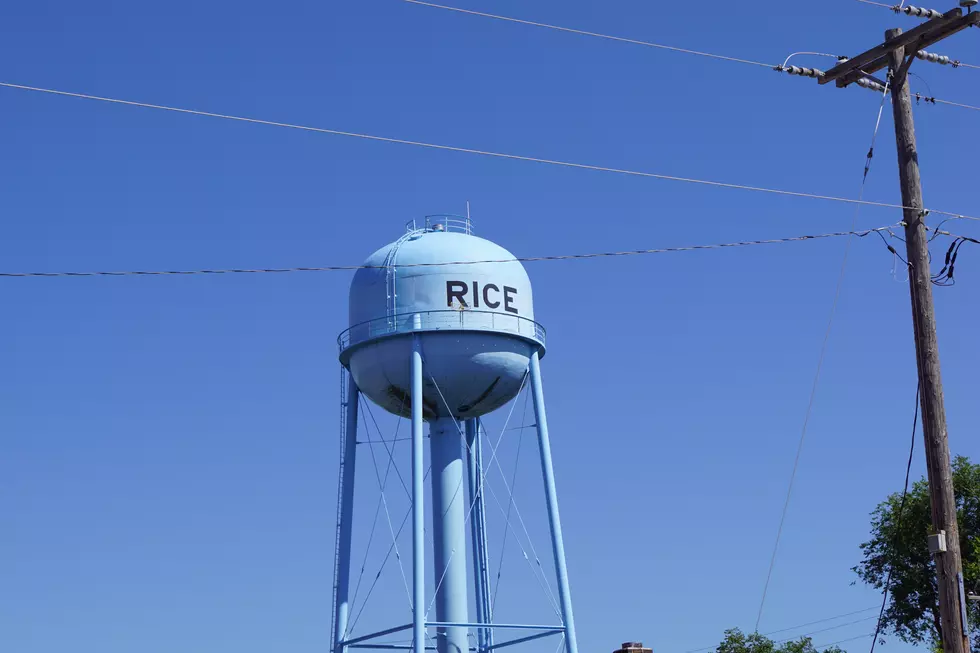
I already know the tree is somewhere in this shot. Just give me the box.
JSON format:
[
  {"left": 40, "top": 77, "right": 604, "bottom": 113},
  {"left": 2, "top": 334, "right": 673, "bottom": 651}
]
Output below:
[
  {"left": 715, "top": 628, "right": 846, "bottom": 653},
  {"left": 853, "top": 455, "right": 980, "bottom": 649}
]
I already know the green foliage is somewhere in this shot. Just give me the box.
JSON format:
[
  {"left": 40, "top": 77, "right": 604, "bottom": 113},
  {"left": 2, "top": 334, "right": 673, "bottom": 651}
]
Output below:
[
  {"left": 715, "top": 628, "right": 845, "bottom": 653},
  {"left": 853, "top": 456, "right": 980, "bottom": 649}
]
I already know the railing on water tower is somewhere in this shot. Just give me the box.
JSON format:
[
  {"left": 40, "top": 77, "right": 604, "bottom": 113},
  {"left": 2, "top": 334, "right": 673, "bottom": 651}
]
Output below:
[
  {"left": 405, "top": 214, "right": 473, "bottom": 235},
  {"left": 338, "top": 309, "right": 546, "bottom": 355}
]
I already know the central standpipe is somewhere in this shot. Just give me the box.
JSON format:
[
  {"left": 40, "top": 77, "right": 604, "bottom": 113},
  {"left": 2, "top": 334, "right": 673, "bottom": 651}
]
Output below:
[
  {"left": 430, "top": 418, "right": 469, "bottom": 653},
  {"left": 411, "top": 338, "right": 425, "bottom": 653}
]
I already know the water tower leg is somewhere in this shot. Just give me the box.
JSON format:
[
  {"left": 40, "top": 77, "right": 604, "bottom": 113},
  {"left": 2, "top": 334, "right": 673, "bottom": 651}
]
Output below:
[
  {"left": 333, "top": 373, "right": 360, "bottom": 653},
  {"left": 411, "top": 336, "right": 426, "bottom": 653},
  {"left": 475, "top": 422, "right": 494, "bottom": 652},
  {"left": 465, "top": 419, "right": 493, "bottom": 653},
  {"left": 430, "top": 417, "right": 469, "bottom": 653},
  {"left": 528, "top": 352, "right": 579, "bottom": 653}
]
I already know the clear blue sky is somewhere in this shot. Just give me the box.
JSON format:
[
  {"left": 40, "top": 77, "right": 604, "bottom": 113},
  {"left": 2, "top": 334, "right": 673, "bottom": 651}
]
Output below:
[{"left": 2, "top": 1, "right": 979, "bottom": 653}]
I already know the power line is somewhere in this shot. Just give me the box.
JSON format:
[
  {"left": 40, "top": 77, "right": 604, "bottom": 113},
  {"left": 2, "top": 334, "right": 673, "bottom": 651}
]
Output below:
[
  {"left": 683, "top": 606, "right": 881, "bottom": 653},
  {"left": 782, "top": 52, "right": 844, "bottom": 68},
  {"left": 410, "top": 0, "right": 980, "bottom": 73},
  {"left": 868, "top": 381, "right": 919, "bottom": 653},
  {"left": 765, "top": 607, "right": 881, "bottom": 637},
  {"left": 2, "top": 82, "right": 978, "bottom": 221},
  {"left": 915, "top": 51, "right": 980, "bottom": 71},
  {"left": 401, "top": 0, "right": 776, "bottom": 68},
  {"left": 912, "top": 92, "right": 980, "bottom": 112},
  {"left": 773, "top": 616, "right": 881, "bottom": 645},
  {"left": 932, "top": 97, "right": 980, "bottom": 112},
  {"left": 817, "top": 632, "right": 876, "bottom": 650},
  {"left": 0, "top": 226, "right": 898, "bottom": 279},
  {"left": 404, "top": 2, "right": 980, "bottom": 102},
  {"left": 755, "top": 80, "right": 892, "bottom": 633}
]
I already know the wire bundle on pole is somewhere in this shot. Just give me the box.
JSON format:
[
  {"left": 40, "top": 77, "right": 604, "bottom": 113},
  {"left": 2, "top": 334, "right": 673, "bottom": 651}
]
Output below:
[{"left": 931, "top": 235, "right": 979, "bottom": 286}]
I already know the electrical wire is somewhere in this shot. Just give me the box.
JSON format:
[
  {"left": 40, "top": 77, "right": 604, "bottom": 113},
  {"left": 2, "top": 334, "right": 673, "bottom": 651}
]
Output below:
[
  {"left": 909, "top": 73, "right": 933, "bottom": 100},
  {"left": 773, "top": 616, "right": 881, "bottom": 645},
  {"left": 407, "top": 2, "right": 980, "bottom": 80},
  {"left": 0, "top": 226, "right": 899, "bottom": 278},
  {"left": 683, "top": 607, "right": 881, "bottom": 653},
  {"left": 764, "top": 607, "right": 881, "bottom": 637},
  {"left": 2, "top": 81, "right": 978, "bottom": 221},
  {"left": 754, "top": 78, "right": 891, "bottom": 633},
  {"left": 401, "top": 0, "right": 776, "bottom": 68},
  {"left": 819, "top": 633, "right": 876, "bottom": 650},
  {"left": 781, "top": 52, "right": 843, "bottom": 68},
  {"left": 872, "top": 227, "right": 910, "bottom": 268},
  {"left": 868, "top": 381, "right": 919, "bottom": 653},
  {"left": 932, "top": 97, "right": 980, "bottom": 112},
  {"left": 931, "top": 234, "right": 979, "bottom": 286}
]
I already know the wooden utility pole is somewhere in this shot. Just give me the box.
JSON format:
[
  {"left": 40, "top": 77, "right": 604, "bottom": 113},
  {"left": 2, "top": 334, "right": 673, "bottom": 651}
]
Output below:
[
  {"left": 887, "top": 27, "right": 970, "bottom": 653},
  {"left": 818, "top": 10, "right": 980, "bottom": 653}
]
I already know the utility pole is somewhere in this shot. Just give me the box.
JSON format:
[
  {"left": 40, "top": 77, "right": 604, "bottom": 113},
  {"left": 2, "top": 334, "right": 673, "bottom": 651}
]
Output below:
[
  {"left": 887, "top": 27, "right": 970, "bottom": 653},
  {"left": 818, "top": 7, "right": 980, "bottom": 653}
]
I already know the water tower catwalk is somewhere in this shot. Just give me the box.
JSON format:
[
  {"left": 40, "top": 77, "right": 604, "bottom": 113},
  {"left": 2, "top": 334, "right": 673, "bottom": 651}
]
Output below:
[{"left": 331, "top": 216, "right": 578, "bottom": 653}]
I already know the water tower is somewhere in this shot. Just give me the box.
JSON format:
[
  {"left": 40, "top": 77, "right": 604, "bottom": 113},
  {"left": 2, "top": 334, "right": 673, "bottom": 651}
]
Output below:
[{"left": 331, "top": 216, "right": 578, "bottom": 653}]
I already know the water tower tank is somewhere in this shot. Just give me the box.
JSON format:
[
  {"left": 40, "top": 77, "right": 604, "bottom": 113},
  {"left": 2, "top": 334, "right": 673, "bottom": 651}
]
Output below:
[
  {"left": 332, "top": 215, "right": 579, "bottom": 653},
  {"left": 338, "top": 216, "right": 546, "bottom": 419}
]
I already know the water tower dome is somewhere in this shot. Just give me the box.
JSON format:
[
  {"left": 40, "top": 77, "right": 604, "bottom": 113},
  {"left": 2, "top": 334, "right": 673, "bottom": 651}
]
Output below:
[{"left": 338, "top": 216, "right": 546, "bottom": 420}]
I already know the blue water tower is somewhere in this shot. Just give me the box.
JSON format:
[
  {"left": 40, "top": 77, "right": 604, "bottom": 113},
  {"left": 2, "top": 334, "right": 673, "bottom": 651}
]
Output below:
[{"left": 331, "top": 216, "right": 579, "bottom": 653}]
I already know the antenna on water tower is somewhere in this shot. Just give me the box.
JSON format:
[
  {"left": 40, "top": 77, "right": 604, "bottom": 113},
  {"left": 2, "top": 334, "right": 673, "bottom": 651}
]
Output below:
[{"left": 331, "top": 217, "right": 579, "bottom": 653}]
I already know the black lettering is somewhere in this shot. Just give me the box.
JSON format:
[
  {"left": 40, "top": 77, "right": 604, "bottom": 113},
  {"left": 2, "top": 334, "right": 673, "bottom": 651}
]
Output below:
[
  {"left": 503, "top": 286, "right": 518, "bottom": 314},
  {"left": 483, "top": 283, "right": 500, "bottom": 309},
  {"left": 447, "top": 281, "right": 468, "bottom": 307},
  {"left": 473, "top": 281, "right": 480, "bottom": 308}
]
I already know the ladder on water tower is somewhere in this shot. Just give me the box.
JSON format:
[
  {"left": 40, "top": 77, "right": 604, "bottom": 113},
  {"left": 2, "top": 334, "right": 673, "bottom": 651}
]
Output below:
[{"left": 383, "top": 231, "right": 415, "bottom": 324}]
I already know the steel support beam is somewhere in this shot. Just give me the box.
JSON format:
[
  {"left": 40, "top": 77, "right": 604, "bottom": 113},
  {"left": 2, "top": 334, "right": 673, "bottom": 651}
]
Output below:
[
  {"left": 465, "top": 419, "right": 494, "bottom": 653},
  {"left": 528, "top": 352, "right": 578, "bottom": 653},
  {"left": 340, "top": 624, "right": 414, "bottom": 648},
  {"left": 333, "top": 374, "right": 361, "bottom": 653}
]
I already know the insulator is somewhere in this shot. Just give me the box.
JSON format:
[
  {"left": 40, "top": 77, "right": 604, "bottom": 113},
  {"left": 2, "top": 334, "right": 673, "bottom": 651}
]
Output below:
[
  {"left": 916, "top": 50, "right": 952, "bottom": 65},
  {"left": 901, "top": 5, "right": 944, "bottom": 19},
  {"left": 783, "top": 65, "right": 824, "bottom": 78},
  {"left": 856, "top": 77, "right": 887, "bottom": 92}
]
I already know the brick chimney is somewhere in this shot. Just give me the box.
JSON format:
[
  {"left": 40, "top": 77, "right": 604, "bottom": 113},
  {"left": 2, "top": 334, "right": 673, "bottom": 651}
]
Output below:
[{"left": 614, "top": 643, "right": 652, "bottom": 653}]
